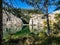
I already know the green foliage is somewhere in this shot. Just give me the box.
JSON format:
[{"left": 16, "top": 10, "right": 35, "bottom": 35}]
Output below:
[
  {"left": 2, "top": 0, "right": 60, "bottom": 45},
  {"left": 53, "top": 14, "right": 60, "bottom": 30},
  {"left": 55, "top": 0, "right": 60, "bottom": 10},
  {"left": 55, "top": 14, "right": 60, "bottom": 20}
]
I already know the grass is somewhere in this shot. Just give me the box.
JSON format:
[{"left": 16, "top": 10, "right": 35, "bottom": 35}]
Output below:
[{"left": 3, "top": 26, "right": 60, "bottom": 45}]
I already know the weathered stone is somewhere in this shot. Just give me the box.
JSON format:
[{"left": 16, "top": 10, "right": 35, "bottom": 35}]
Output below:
[
  {"left": 29, "top": 10, "right": 60, "bottom": 34},
  {"left": 2, "top": 10, "right": 23, "bottom": 37},
  {"left": 29, "top": 14, "right": 44, "bottom": 34}
]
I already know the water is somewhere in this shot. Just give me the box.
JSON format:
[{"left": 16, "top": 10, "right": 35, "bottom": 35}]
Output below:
[{"left": 3, "top": 25, "right": 30, "bottom": 39}]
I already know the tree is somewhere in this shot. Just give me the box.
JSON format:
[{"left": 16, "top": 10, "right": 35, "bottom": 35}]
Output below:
[
  {"left": 55, "top": 0, "right": 60, "bottom": 10},
  {"left": 53, "top": 14, "right": 60, "bottom": 33},
  {"left": 3, "top": 0, "right": 60, "bottom": 36},
  {"left": 20, "top": 0, "right": 60, "bottom": 36}
]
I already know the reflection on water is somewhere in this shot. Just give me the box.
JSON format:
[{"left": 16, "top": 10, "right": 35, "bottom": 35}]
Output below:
[
  {"left": 29, "top": 17, "right": 44, "bottom": 34},
  {"left": 3, "top": 24, "right": 43, "bottom": 39},
  {"left": 3, "top": 25, "right": 30, "bottom": 39},
  {"left": 3, "top": 10, "right": 23, "bottom": 39},
  {"left": 3, "top": 23, "right": 44, "bottom": 39}
]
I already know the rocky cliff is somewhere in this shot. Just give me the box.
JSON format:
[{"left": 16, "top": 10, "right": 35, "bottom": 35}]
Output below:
[{"left": 2, "top": 10, "right": 23, "bottom": 38}]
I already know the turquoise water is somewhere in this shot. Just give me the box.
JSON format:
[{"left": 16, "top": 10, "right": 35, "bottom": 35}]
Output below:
[
  {"left": 14, "top": 25, "right": 30, "bottom": 36},
  {"left": 3, "top": 25, "right": 30, "bottom": 39}
]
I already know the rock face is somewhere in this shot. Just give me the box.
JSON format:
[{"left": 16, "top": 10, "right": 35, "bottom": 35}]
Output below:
[
  {"left": 29, "top": 10, "right": 60, "bottom": 34},
  {"left": 2, "top": 10, "right": 23, "bottom": 37},
  {"left": 29, "top": 14, "right": 44, "bottom": 34}
]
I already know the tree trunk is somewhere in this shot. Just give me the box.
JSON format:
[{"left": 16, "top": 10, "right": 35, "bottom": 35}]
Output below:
[
  {"left": 0, "top": 0, "right": 2, "bottom": 45},
  {"left": 46, "top": 13, "right": 50, "bottom": 36},
  {"left": 45, "top": 1, "right": 50, "bottom": 36}
]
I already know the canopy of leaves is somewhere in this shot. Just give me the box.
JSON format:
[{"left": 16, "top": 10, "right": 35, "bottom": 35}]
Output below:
[{"left": 20, "top": 0, "right": 60, "bottom": 13}]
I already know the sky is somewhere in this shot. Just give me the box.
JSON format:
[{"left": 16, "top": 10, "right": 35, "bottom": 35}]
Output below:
[{"left": 6, "top": 0, "right": 56, "bottom": 13}]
